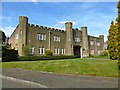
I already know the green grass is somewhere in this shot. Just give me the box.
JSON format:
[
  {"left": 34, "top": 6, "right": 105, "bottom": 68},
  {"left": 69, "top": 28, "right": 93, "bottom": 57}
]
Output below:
[{"left": 1, "top": 58, "right": 118, "bottom": 77}]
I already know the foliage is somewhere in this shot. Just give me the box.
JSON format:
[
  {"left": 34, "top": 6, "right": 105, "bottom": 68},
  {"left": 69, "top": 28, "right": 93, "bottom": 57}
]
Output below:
[
  {"left": 45, "top": 50, "right": 53, "bottom": 56},
  {"left": 18, "top": 55, "right": 79, "bottom": 61},
  {"left": 2, "top": 46, "right": 18, "bottom": 62},
  {"left": 108, "top": 1, "right": 120, "bottom": 60},
  {"left": 101, "top": 50, "right": 108, "bottom": 56},
  {"left": 108, "top": 21, "right": 118, "bottom": 60},
  {"left": 89, "top": 54, "right": 95, "bottom": 58},
  {"left": 1, "top": 58, "right": 118, "bottom": 77},
  {"left": 23, "top": 45, "right": 30, "bottom": 56},
  {"left": 117, "top": 0, "right": 120, "bottom": 60}
]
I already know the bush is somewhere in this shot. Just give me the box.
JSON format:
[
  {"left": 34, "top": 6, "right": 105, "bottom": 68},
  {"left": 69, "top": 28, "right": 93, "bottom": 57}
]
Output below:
[
  {"left": 2, "top": 46, "right": 18, "bottom": 62},
  {"left": 89, "top": 54, "right": 95, "bottom": 58},
  {"left": 23, "top": 45, "right": 30, "bottom": 56},
  {"left": 45, "top": 50, "right": 53, "bottom": 56},
  {"left": 18, "top": 55, "right": 79, "bottom": 61},
  {"left": 101, "top": 50, "right": 109, "bottom": 56}
]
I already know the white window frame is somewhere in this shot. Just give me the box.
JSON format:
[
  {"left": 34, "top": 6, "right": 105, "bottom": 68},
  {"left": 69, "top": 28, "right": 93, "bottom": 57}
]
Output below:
[
  {"left": 30, "top": 47, "right": 34, "bottom": 54},
  {"left": 38, "top": 47, "right": 45, "bottom": 54},
  {"left": 58, "top": 36, "right": 60, "bottom": 42},
  {"left": 53, "top": 35, "right": 60, "bottom": 42},
  {"left": 75, "top": 37, "right": 80, "bottom": 42},
  {"left": 54, "top": 48, "right": 59, "bottom": 55},
  {"left": 90, "top": 41, "right": 94, "bottom": 45},
  {"left": 37, "top": 34, "right": 46, "bottom": 41},
  {"left": 98, "top": 50, "right": 101, "bottom": 55},
  {"left": 43, "top": 34, "right": 46, "bottom": 40},
  {"left": 37, "top": 34, "right": 39, "bottom": 39},
  {"left": 61, "top": 48, "right": 65, "bottom": 54},
  {"left": 97, "top": 42, "right": 100, "bottom": 46},
  {"left": 38, "top": 48, "right": 42, "bottom": 54}
]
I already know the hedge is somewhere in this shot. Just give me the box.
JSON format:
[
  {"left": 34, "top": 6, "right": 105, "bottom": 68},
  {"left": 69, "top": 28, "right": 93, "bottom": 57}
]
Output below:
[
  {"left": 18, "top": 55, "right": 79, "bottom": 61},
  {"left": 2, "top": 46, "right": 18, "bottom": 62}
]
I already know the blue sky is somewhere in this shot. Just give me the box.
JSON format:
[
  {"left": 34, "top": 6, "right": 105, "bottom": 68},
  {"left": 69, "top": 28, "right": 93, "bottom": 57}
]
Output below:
[{"left": 1, "top": 2, "right": 118, "bottom": 41}]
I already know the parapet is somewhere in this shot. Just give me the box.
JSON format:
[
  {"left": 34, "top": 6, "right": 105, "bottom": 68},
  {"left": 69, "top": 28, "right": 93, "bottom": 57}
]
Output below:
[
  {"left": 65, "top": 22, "right": 73, "bottom": 25},
  {"left": 75, "top": 28, "right": 79, "bottom": 31},
  {"left": 81, "top": 26, "right": 87, "bottom": 29},
  {"left": 29, "top": 23, "right": 65, "bottom": 33},
  {"left": 99, "top": 35, "right": 104, "bottom": 38}
]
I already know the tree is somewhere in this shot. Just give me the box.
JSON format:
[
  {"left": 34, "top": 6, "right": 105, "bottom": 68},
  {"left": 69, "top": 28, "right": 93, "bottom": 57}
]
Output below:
[
  {"left": 2, "top": 46, "right": 18, "bottom": 62},
  {"left": 108, "top": 1, "right": 120, "bottom": 60},
  {"left": 108, "top": 21, "right": 118, "bottom": 60},
  {"left": 23, "top": 45, "right": 30, "bottom": 56},
  {"left": 117, "top": 0, "right": 120, "bottom": 60}
]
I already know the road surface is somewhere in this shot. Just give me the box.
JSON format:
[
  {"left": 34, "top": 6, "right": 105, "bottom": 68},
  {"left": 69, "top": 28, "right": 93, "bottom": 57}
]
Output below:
[{"left": 1, "top": 68, "right": 118, "bottom": 88}]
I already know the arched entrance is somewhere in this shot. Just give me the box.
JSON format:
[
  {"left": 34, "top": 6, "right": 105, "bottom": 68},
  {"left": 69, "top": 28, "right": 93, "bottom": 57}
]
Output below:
[{"left": 73, "top": 46, "right": 81, "bottom": 58}]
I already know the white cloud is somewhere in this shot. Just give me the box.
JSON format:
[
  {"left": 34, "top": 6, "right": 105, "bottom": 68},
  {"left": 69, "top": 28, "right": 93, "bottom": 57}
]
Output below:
[
  {"left": 31, "top": 0, "right": 37, "bottom": 2},
  {"left": 0, "top": 26, "right": 15, "bottom": 37},
  {"left": 31, "top": 0, "right": 38, "bottom": 5},
  {"left": 48, "top": 26, "right": 65, "bottom": 30},
  {"left": 2, "top": 0, "right": 118, "bottom": 2},
  {"left": 58, "top": 21, "right": 77, "bottom": 25}
]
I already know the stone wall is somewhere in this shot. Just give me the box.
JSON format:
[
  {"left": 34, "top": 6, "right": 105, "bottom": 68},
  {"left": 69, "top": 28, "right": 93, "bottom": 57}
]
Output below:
[{"left": 8, "top": 16, "right": 104, "bottom": 57}]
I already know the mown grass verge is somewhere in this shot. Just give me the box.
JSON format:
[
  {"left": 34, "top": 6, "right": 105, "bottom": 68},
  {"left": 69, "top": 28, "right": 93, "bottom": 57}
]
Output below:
[{"left": 1, "top": 58, "right": 118, "bottom": 77}]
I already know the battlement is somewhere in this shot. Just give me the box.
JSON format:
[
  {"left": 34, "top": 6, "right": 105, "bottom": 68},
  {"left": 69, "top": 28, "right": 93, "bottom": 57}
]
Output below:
[
  {"left": 65, "top": 22, "right": 72, "bottom": 25},
  {"left": 74, "top": 28, "right": 79, "bottom": 31},
  {"left": 29, "top": 23, "right": 65, "bottom": 33},
  {"left": 81, "top": 26, "right": 87, "bottom": 28}
]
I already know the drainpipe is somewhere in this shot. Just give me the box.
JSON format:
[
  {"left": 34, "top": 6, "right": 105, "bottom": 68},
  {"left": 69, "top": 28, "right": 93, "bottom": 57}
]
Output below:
[{"left": 48, "top": 30, "right": 51, "bottom": 50}]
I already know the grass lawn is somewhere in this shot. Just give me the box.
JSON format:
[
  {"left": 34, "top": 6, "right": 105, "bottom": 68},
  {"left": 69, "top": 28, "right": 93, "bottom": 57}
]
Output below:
[{"left": 1, "top": 58, "right": 118, "bottom": 77}]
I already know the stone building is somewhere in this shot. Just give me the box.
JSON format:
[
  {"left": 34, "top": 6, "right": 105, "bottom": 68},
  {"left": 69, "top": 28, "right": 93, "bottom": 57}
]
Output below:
[{"left": 8, "top": 16, "right": 104, "bottom": 58}]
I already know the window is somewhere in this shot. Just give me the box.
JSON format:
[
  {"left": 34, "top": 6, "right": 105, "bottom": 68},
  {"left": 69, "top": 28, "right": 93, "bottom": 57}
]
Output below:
[
  {"left": 58, "top": 36, "right": 60, "bottom": 42},
  {"left": 90, "top": 41, "right": 94, "bottom": 45},
  {"left": 54, "top": 48, "right": 59, "bottom": 54},
  {"left": 91, "top": 49, "right": 94, "bottom": 55},
  {"left": 98, "top": 50, "right": 101, "bottom": 55},
  {"left": 97, "top": 42, "right": 100, "bottom": 46},
  {"left": 43, "top": 34, "right": 46, "bottom": 40},
  {"left": 38, "top": 47, "right": 45, "bottom": 54},
  {"left": 53, "top": 35, "right": 60, "bottom": 42},
  {"left": 37, "top": 34, "right": 46, "bottom": 41},
  {"left": 75, "top": 37, "right": 80, "bottom": 42},
  {"left": 37, "top": 34, "right": 39, "bottom": 39},
  {"left": 61, "top": 48, "right": 65, "bottom": 54},
  {"left": 15, "top": 34, "right": 19, "bottom": 39},
  {"left": 30, "top": 47, "right": 34, "bottom": 54}
]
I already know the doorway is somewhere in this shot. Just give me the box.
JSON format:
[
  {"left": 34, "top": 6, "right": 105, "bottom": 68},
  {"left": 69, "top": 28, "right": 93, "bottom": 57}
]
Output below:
[{"left": 73, "top": 46, "right": 81, "bottom": 57}]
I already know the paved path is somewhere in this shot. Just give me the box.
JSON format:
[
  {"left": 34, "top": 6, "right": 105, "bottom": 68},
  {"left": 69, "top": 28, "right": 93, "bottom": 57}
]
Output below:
[
  {"left": 2, "top": 78, "right": 46, "bottom": 88},
  {"left": 1, "top": 68, "right": 118, "bottom": 88}
]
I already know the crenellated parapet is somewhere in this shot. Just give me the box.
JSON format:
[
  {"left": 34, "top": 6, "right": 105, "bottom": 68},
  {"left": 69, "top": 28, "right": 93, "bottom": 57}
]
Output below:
[{"left": 29, "top": 23, "right": 65, "bottom": 33}]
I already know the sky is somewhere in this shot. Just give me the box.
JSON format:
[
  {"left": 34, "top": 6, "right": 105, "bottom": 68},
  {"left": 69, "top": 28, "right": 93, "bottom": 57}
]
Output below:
[{"left": 0, "top": 1, "right": 118, "bottom": 41}]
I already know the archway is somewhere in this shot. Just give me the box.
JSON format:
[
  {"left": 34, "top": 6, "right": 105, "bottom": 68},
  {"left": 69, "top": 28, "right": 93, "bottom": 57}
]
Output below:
[{"left": 73, "top": 46, "right": 81, "bottom": 57}]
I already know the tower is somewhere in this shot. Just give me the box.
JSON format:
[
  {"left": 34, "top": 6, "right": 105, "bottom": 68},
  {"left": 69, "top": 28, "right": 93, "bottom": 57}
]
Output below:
[
  {"left": 18, "top": 16, "right": 28, "bottom": 56},
  {"left": 81, "top": 26, "right": 89, "bottom": 57},
  {"left": 65, "top": 22, "right": 74, "bottom": 55},
  {"left": 99, "top": 35, "right": 104, "bottom": 50}
]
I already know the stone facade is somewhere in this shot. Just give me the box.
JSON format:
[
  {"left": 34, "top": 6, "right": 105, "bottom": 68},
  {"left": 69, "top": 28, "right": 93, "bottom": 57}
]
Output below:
[{"left": 8, "top": 16, "right": 104, "bottom": 58}]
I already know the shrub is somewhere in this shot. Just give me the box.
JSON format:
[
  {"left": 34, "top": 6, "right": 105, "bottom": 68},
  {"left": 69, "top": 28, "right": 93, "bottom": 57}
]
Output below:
[
  {"left": 18, "top": 55, "right": 79, "bottom": 61},
  {"left": 2, "top": 46, "right": 18, "bottom": 62},
  {"left": 23, "top": 45, "right": 30, "bottom": 56},
  {"left": 101, "top": 50, "right": 109, "bottom": 56},
  {"left": 89, "top": 54, "right": 95, "bottom": 58},
  {"left": 45, "top": 50, "right": 53, "bottom": 56}
]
